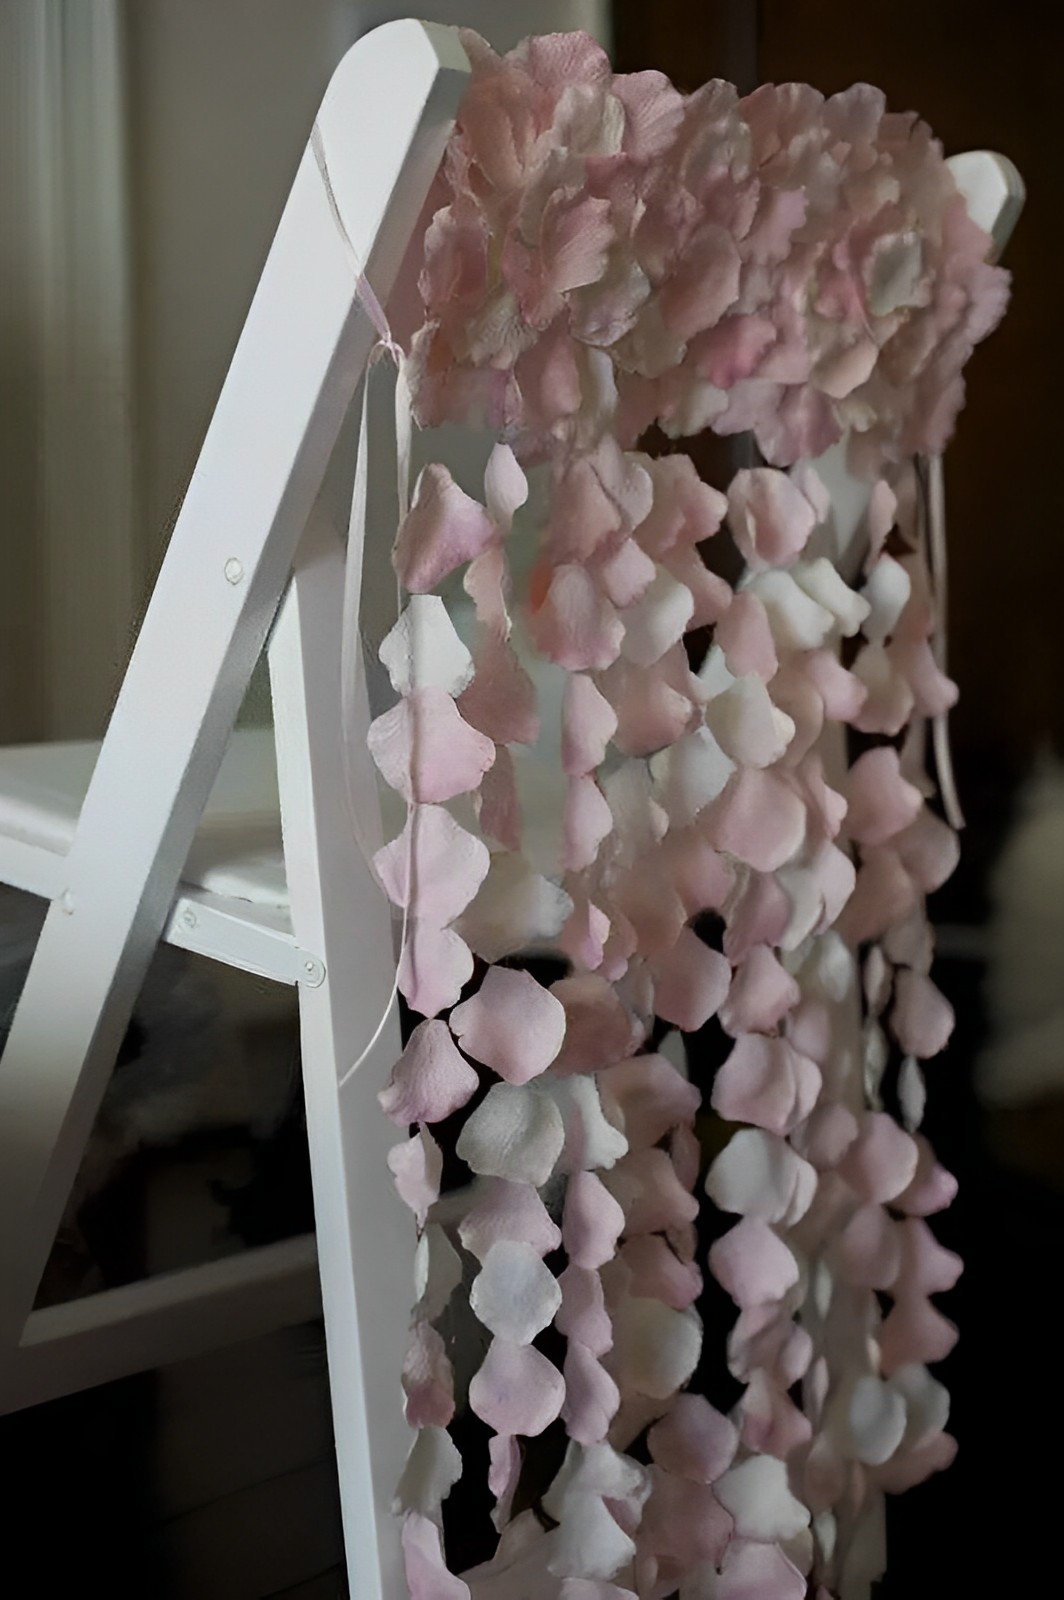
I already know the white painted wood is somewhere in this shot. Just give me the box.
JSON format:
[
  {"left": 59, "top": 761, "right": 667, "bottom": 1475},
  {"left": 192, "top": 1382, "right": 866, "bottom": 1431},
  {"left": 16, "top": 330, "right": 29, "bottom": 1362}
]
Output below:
[
  {"left": 0, "top": 18, "right": 469, "bottom": 1371},
  {"left": 268, "top": 507, "right": 410, "bottom": 1600},
  {"left": 0, "top": 1234, "right": 320, "bottom": 1413}
]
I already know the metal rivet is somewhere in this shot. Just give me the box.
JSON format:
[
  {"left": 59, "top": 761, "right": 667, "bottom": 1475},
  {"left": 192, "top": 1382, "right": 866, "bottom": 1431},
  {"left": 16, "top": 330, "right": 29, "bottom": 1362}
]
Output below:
[
  {"left": 224, "top": 557, "right": 244, "bottom": 585},
  {"left": 59, "top": 889, "right": 75, "bottom": 915},
  {"left": 182, "top": 908, "right": 197, "bottom": 930}
]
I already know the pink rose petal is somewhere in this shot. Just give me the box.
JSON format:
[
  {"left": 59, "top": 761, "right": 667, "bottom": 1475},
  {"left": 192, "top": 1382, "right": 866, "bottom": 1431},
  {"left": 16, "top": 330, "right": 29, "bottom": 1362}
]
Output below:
[
  {"left": 458, "top": 1177, "right": 563, "bottom": 1263},
  {"left": 839, "top": 1112, "right": 919, "bottom": 1204},
  {"left": 845, "top": 747, "right": 924, "bottom": 846},
  {"left": 720, "top": 945, "right": 801, "bottom": 1036},
  {"left": 398, "top": 921, "right": 474, "bottom": 1019},
  {"left": 458, "top": 635, "right": 540, "bottom": 745},
  {"left": 716, "top": 591, "right": 779, "bottom": 680},
  {"left": 450, "top": 966, "right": 566, "bottom": 1084},
  {"left": 368, "top": 688, "right": 496, "bottom": 804},
  {"left": 562, "top": 1342, "right": 622, "bottom": 1445},
  {"left": 379, "top": 1024, "right": 480, "bottom": 1126},
  {"left": 709, "top": 1217, "right": 800, "bottom": 1307},
  {"left": 619, "top": 1234, "right": 702, "bottom": 1309},
  {"left": 647, "top": 1393, "right": 738, "bottom": 1483},
  {"left": 598, "top": 1052, "right": 700, "bottom": 1149},
  {"left": 550, "top": 975, "right": 642, "bottom": 1076},
  {"left": 529, "top": 564, "right": 625, "bottom": 671},
  {"left": 707, "top": 767, "right": 806, "bottom": 872},
  {"left": 556, "top": 1267, "right": 613, "bottom": 1361},
  {"left": 563, "top": 673, "right": 619, "bottom": 775},
  {"left": 403, "top": 1319, "right": 454, "bottom": 1428},
  {"left": 388, "top": 1127, "right": 443, "bottom": 1227},
  {"left": 718, "top": 1537, "right": 806, "bottom": 1600},
  {"left": 891, "top": 970, "right": 955, "bottom": 1059},
  {"left": 469, "top": 1338, "right": 565, "bottom": 1438},
  {"left": 712, "top": 1034, "right": 822, "bottom": 1136},
  {"left": 727, "top": 467, "right": 817, "bottom": 570},
  {"left": 564, "top": 1170, "right": 626, "bottom": 1270},
  {"left": 564, "top": 776, "right": 615, "bottom": 871},
  {"left": 651, "top": 928, "right": 731, "bottom": 1032},
  {"left": 402, "top": 1512, "right": 471, "bottom": 1600},
  {"left": 374, "top": 805, "right": 490, "bottom": 925},
  {"left": 393, "top": 462, "right": 497, "bottom": 592}
]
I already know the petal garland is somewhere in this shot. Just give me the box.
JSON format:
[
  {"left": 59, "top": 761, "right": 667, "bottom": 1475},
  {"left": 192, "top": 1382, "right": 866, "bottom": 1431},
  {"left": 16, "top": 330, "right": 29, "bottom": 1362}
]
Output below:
[{"left": 366, "top": 28, "right": 1007, "bottom": 1600}]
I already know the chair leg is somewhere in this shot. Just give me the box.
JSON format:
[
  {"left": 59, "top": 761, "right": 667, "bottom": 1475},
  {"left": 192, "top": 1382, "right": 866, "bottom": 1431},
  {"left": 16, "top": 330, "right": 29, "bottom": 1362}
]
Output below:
[{"left": 269, "top": 514, "right": 412, "bottom": 1600}]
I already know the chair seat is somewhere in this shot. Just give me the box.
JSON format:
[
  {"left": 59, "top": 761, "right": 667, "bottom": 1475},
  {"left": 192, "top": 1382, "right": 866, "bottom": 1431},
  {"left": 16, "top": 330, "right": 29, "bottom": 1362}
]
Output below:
[{"left": 0, "top": 728, "right": 288, "bottom": 909}]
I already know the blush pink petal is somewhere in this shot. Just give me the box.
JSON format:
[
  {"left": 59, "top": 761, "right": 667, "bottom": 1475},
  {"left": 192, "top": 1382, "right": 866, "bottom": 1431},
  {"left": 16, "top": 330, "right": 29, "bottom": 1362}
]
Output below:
[
  {"left": 379, "top": 1024, "right": 480, "bottom": 1126},
  {"left": 464, "top": 547, "right": 512, "bottom": 636},
  {"left": 720, "top": 945, "right": 801, "bottom": 1036},
  {"left": 450, "top": 966, "right": 566, "bottom": 1083},
  {"left": 529, "top": 564, "right": 625, "bottom": 671},
  {"left": 709, "top": 1217, "right": 800, "bottom": 1307},
  {"left": 614, "top": 68, "right": 686, "bottom": 157},
  {"left": 834, "top": 1202, "right": 902, "bottom": 1289},
  {"left": 403, "top": 1319, "right": 454, "bottom": 1428},
  {"left": 715, "top": 591, "right": 779, "bottom": 680},
  {"left": 564, "top": 1170, "right": 626, "bottom": 1269},
  {"left": 711, "top": 1034, "right": 822, "bottom": 1137},
  {"left": 663, "top": 546, "right": 733, "bottom": 628},
  {"left": 550, "top": 975, "right": 642, "bottom": 1075},
  {"left": 804, "top": 648, "right": 869, "bottom": 721},
  {"left": 374, "top": 805, "right": 490, "bottom": 925},
  {"left": 458, "top": 636, "right": 540, "bottom": 745},
  {"left": 562, "top": 1342, "right": 622, "bottom": 1445},
  {"left": 895, "top": 1217, "right": 963, "bottom": 1294},
  {"left": 639, "top": 1471, "right": 733, "bottom": 1567},
  {"left": 894, "top": 809, "right": 959, "bottom": 894},
  {"left": 393, "top": 462, "right": 497, "bottom": 592},
  {"left": 476, "top": 746, "right": 522, "bottom": 851},
  {"left": 791, "top": 1102, "right": 859, "bottom": 1169},
  {"left": 651, "top": 928, "right": 731, "bottom": 1032},
  {"left": 484, "top": 441, "right": 528, "bottom": 530},
  {"left": 874, "top": 1431, "right": 958, "bottom": 1494},
  {"left": 458, "top": 1177, "right": 563, "bottom": 1263},
  {"left": 664, "top": 828, "right": 736, "bottom": 916},
  {"left": 839, "top": 1112, "right": 919, "bottom": 1204},
  {"left": 469, "top": 1338, "right": 565, "bottom": 1438},
  {"left": 597, "top": 649, "right": 700, "bottom": 757},
  {"left": 388, "top": 1127, "right": 443, "bottom": 1227},
  {"left": 617, "top": 1147, "right": 700, "bottom": 1235},
  {"left": 879, "top": 1294, "right": 959, "bottom": 1375},
  {"left": 707, "top": 768, "right": 806, "bottom": 872},
  {"left": 636, "top": 454, "right": 727, "bottom": 557},
  {"left": 563, "top": 673, "right": 619, "bottom": 775},
  {"left": 740, "top": 1371, "right": 813, "bottom": 1458},
  {"left": 724, "top": 871, "right": 793, "bottom": 963},
  {"left": 368, "top": 688, "right": 496, "bottom": 804},
  {"left": 706, "top": 1128, "right": 816, "bottom": 1226},
  {"left": 559, "top": 892, "right": 611, "bottom": 972},
  {"left": 727, "top": 466, "right": 818, "bottom": 570},
  {"left": 647, "top": 1393, "right": 738, "bottom": 1483},
  {"left": 718, "top": 1538, "right": 807, "bottom": 1600},
  {"left": 596, "top": 538, "right": 657, "bottom": 608},
  {"left": 894, "top": 1136, "right": 958, "bottom": 1216},
  {"left": 557, "top": 1265, "right": 614, "bottom": 1357},
  {"left": 891, "top": 970, "right": 955, "bottom": 1059},
  {"left": 564, "top": 776, "right": 615, "bottom": 871},
  {"left": 619, "top": 567, "right": 695, "bottom": 666},
  {"left": 398, "top": 921, "right": 474, "bottom": 1019},
  {"left": 889, "top": 637, "right": 958, "bottom": 717},
  {"left": 597, "top": 1052, "right": 700, "bottom": 1148},
  {"left": 402, "top": 1512, "right": 471, "bottom": 1600},
  {"left": 620, "top": 1234, "right": 702, "bottom": 1309},
  {"left": 845, "top": 747, "right": 924, "bottom": 846}
]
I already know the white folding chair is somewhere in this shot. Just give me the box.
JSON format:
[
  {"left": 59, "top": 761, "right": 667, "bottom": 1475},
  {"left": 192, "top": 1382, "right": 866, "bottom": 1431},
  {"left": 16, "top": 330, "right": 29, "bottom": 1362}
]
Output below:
[{"left": 0, "top": 21, "right": 468, "bottom": 1597}]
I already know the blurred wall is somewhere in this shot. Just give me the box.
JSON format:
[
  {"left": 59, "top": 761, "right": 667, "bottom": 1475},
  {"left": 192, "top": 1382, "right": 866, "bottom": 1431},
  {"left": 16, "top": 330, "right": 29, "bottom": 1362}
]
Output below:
[{"left": 0, "top": 0, "right": 607, "bottom": 743}]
